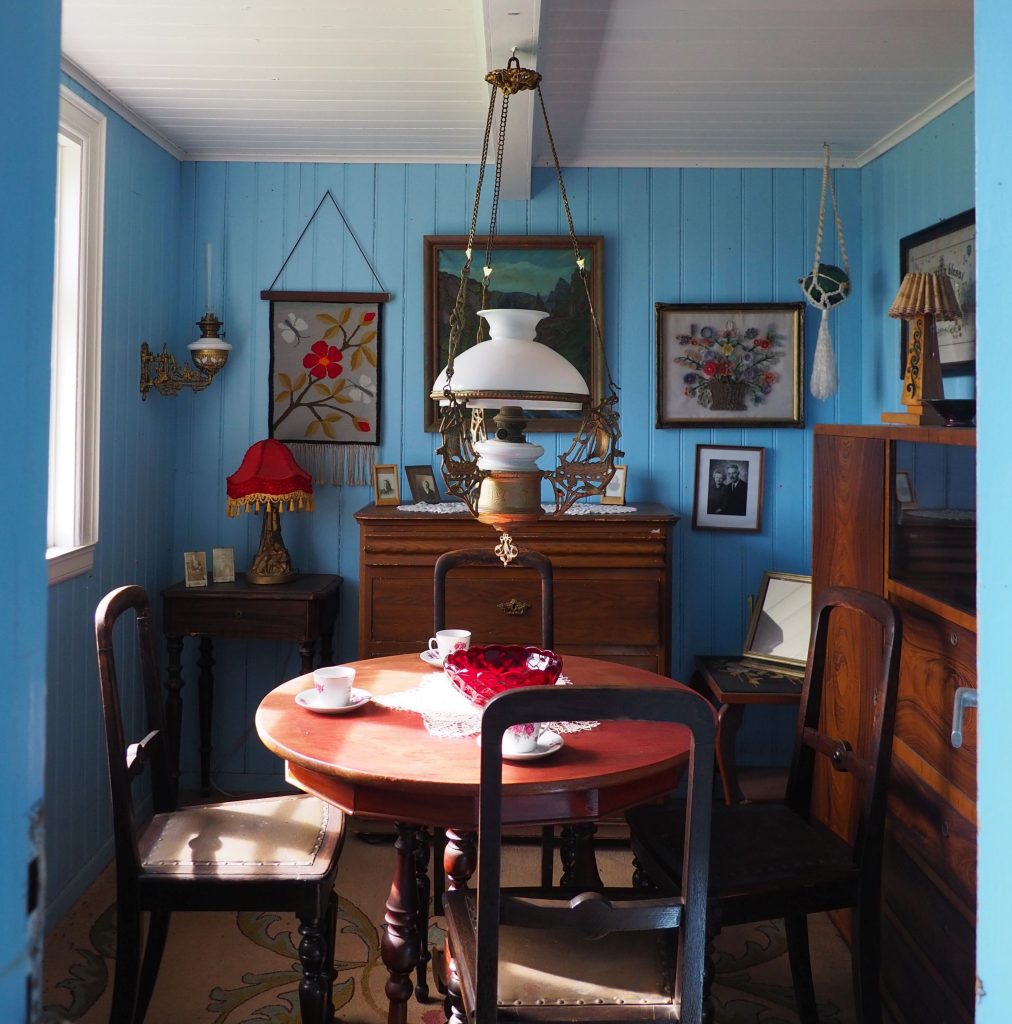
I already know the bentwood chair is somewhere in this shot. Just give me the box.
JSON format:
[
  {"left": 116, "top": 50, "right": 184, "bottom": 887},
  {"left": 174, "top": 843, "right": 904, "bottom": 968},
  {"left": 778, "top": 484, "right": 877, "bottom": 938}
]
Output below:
[
  {"left": 95, "top": 585, "right": 346, "bottom": 1024},
  {"left": 628, "top": 586, "right": 902, "bottom": 1024},
  {"left": 443, "top": 684, "right": 716, "bottom": 1024}
]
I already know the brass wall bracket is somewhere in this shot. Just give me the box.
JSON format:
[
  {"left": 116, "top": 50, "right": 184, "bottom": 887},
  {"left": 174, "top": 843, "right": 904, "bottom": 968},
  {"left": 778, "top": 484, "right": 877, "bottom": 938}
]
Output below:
[{"left": 139, "top": 313, "right": 230, "bottom": 400}]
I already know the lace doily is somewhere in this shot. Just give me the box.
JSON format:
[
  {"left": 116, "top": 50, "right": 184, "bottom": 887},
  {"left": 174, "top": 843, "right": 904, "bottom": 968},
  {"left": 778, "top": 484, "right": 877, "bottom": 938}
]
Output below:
[
  {"left": 373, "top": 673, "right": 598, "bottom": 738},
  {"left": 396, "top": 502, "right": 637, "bottom": 515}
]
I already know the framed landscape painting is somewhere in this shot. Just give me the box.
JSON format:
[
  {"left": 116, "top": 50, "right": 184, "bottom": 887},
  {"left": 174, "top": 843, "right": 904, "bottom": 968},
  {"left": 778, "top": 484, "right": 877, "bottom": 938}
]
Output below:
[
  {"left": 424, "top": 235, "right": 604, "bottom": 432},
  {"left": 656, "top": 303, "right": 804, "bottom": 427}
]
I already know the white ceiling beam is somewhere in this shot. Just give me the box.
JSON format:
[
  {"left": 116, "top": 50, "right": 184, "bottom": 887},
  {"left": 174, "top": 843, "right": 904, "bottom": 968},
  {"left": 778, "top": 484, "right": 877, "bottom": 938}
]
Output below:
[{"left": 481, "top": 0, "right": 541, "bottom": 200}]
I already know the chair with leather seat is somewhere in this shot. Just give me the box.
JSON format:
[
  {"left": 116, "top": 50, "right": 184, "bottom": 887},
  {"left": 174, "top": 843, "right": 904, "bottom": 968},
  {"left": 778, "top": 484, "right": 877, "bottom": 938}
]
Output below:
[
  {"left": 627, "top": 586, "right": 902, "bottom": 1024},
  {"left": 442, "top": 683, "right": 716, "bottom": 1024},
  {"left": 95, "top": 585, "right": 346, "bottom": 1024}
]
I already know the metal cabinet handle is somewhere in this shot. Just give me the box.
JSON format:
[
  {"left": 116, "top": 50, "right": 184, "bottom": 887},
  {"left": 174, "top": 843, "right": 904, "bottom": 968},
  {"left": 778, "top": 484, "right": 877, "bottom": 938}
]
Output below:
[
  {"left": 497, "top": 598, "right": 531, "bottom": 617},
  {"left": 951, "top": 686, "right": 978, "bottom": 748}
]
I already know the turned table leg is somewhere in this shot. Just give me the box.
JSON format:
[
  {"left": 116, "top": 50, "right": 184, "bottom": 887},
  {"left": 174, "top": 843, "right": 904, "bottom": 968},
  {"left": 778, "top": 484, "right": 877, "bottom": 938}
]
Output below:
[
  {"left": 716, "top": 703, "right": 746, "bottom": 805},
  {"left": 559, "top": 823, "right": 604, "bottom": 890},
  {"left": 197, "top": 637, "right": 215, "bottom": 795},
  {"left": 382, "top": 823, "right": 420, "bottom": 1024},
  {"left": 164, "top": 635, "right": 184, "bottom": 800}
]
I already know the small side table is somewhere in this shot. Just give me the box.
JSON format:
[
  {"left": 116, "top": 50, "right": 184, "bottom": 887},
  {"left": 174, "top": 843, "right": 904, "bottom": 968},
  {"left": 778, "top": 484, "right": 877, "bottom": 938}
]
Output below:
[
  {"left": 162, "top": 573, "right": 342, "bottom": 793},
  {"left": 690, "top": 655, "right": 803, "bottom": 805}
]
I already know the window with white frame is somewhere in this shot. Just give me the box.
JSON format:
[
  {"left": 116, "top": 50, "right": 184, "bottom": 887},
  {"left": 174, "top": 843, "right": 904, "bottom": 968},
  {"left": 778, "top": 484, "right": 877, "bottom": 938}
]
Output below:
[{"left": 47, "top": 88, "right": 105, "bottom": 584}]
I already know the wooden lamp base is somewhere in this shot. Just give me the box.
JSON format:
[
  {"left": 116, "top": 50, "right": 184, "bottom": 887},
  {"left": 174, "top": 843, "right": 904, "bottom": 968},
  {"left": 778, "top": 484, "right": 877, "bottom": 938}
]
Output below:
[{"left": 881, "top": 313, "right": 944, "bottom": 425}]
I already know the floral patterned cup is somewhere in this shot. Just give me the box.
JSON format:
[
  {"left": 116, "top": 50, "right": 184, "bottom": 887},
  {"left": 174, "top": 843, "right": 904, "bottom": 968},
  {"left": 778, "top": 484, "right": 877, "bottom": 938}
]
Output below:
[{"left": 502, "top": 722, "right": 543, "bottom": 755}]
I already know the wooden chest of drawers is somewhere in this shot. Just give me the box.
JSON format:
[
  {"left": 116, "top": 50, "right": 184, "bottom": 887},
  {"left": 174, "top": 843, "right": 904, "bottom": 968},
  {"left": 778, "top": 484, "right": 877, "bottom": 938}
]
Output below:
[{"left": 355, "top": 503, "right": 677, "bottom": 673}]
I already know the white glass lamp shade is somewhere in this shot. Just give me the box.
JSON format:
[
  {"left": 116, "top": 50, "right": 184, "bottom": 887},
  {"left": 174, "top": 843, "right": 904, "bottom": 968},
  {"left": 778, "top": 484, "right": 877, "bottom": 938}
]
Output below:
[
  {"left": 430, "top": 308, "right": 588, "bottom": 410},
  {"left": 188, "top": 336, "right": 232, "bottom": 374}
]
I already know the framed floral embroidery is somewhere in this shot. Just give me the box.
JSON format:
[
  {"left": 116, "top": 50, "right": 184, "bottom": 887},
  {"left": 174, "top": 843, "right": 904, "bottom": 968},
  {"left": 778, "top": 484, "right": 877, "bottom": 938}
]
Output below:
[
  {"left": 263, "top": 290, "right": 387, "bottom": 484},
  {"left": 656, "top": 302, "right": 804, "bottom": 426}
]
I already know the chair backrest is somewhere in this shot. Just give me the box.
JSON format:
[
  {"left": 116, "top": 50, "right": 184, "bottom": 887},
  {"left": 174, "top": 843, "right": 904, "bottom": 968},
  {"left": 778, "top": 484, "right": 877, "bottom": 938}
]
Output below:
[
  {"left": 476, "top": 685, "right": 716, "bottom": 1024},
  {"left": 785, "top": 585, "right": 902, "bottom": 868},
  {"left": 95, "top": 585, "right": 176, "bottom": 894},
  {"left": 433, "top": 547, "right": 554, "bottom": 649}
]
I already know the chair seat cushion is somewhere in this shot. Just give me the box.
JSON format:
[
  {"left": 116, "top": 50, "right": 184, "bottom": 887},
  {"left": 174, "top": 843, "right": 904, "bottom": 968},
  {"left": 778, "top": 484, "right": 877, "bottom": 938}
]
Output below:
[
  {"left": 445, "top": 891, "right": 674, "bottom": 1009},
  {"left": 628, "top": 802, "right": 859, "bottom": 914},
  {"left": 138, "top": 794, "right": 343, "bottom": 878}
]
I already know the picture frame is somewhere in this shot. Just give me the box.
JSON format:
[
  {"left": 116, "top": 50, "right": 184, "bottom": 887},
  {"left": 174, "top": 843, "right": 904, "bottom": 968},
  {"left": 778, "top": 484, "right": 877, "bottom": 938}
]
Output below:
[
  {"left": 600, "top": 464, "right": 628, "bottom": 505},
  {"left": 692, "top": 445, "right": 765, "bottom": 532},
  {"left": 373, "top": 463, "right": 400, "bottom": 505},
  {"left": 742, "top": 571, "right": 813, "bottom": 672},
  {"left": 899, "top": 208, "right": 975, "bottom": 375},
  {"left": 895, "top": 469, "right": 917, "bottom": 510},
  {"left": 183, "top": 550, "right": 208, "bottom": 588},
  {"left": 211, "top": 547, "right": 235, "bottom": 583},
  {"left": 423, "top": 235, "right": 605, "bottom": 432},
  {"left": 656, "top": 302, "right": 804, "bottom": 426},
  {"left": 405, "top": 465, "right": 441, "bottom": 504}
]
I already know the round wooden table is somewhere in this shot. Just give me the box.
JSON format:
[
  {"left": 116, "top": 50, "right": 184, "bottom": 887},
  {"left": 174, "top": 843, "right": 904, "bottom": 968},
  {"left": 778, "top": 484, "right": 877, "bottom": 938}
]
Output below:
[{"left": 256, "top": 653, "right": 693, "bottom": 1024}]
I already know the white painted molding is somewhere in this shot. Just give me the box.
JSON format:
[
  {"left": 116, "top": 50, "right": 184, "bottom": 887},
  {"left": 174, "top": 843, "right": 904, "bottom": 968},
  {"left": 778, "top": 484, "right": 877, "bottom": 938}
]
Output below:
[{"left": 61, "top": 56, "right": 186, "bottom": 161}]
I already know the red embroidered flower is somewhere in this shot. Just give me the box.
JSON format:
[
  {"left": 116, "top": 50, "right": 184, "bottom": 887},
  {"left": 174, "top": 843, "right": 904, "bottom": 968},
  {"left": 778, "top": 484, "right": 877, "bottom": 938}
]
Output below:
[
  {"left": 360, "top": 311, "right": 377, "bottom": 324},
  {"left": 354, "top": 418, "right": 371, "bottom": 433},
  {"left": 303, "top": 339, "right": 343, "bottom": 379},
  {"left": 755, "top": 337, "right": 771, "bottom": 349},
  {"left": 703, "top": 361, "right": 718, "bottom": 377}
]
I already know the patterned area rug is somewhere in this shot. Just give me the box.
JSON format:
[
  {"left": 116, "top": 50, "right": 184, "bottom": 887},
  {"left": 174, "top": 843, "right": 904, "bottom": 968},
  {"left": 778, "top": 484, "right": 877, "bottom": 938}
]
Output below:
[{"left": 42, "top": 831, "right": 856, "bottom": 1024}]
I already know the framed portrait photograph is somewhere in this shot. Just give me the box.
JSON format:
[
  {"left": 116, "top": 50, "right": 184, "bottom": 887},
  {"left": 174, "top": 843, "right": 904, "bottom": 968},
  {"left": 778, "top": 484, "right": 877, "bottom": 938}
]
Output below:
[
  {"left": 692, "top": 445, "right": 765, "bottom": 532},
  {"left": 373, "top": 463, "right": 400, "bottom": 505},
  {"left": 600, "top": 464, "right": 628, "bottom": 505},
  {"left": 899, "top": 208, "right": 975, "bottom": 374},
  {"left": 742, "top": 571, "right": 813, "bottom": 672},
  {"left": 211, "top": 547, "right": 235, "bottom": 583},
  {"left": 424, "top": 235, "right": 604, "bottom": 432},
  {"left": 656, "top": 302, "right": 804, "bottom": 427},
  {"left": 183, "top": 550, "right": 208, "bottom": 588},
  {"left": 405, "top": 465, "right": 441, "bottom": 504}
]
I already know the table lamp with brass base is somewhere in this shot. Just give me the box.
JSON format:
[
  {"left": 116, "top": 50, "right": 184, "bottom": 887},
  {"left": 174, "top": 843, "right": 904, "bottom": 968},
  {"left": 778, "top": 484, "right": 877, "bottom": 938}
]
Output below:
[
  {"left": 881, "top": 271, "right": 962, "bottom": 426},
  {"left": 226, "top": 439, "right": 313, "bottom": 584}
]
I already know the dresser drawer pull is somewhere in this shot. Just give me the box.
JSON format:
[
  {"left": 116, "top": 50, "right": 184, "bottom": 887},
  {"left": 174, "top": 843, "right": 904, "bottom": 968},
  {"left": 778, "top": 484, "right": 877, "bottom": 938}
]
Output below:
[
  {"left": 950, "top": 686, "right": 978, "bottom": 748},
  {"left": 234, "top": 610, "right": 243, "bottom": 620},
  {"left": 497, "top": 598, "right": 531, "bottom": 617}
]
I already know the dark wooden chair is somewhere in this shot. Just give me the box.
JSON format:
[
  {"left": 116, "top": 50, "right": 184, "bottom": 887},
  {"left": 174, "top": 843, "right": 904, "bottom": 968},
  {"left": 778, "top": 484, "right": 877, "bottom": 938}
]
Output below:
[
  {"left": 442, "top": 684, "right": 716, "bottom": 1024},
  {"left": 627, "top": 586, "right": 902, "bottom": 1024},
  {"left": 95, "top": 585, "right": 346, "bottom": 1024}
]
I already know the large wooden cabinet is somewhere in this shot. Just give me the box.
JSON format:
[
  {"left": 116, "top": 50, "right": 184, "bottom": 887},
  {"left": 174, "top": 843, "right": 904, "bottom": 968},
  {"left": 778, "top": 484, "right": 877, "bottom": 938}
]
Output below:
[
  {"left": 355, "top": 503, "right": 677, "bottom": 673},
  {"left": 812, "top": 424, "right": 976, "bottom": 1024}
]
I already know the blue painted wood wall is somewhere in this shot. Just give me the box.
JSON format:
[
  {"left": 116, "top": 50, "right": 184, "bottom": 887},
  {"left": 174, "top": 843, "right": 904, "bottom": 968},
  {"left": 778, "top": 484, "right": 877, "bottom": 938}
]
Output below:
[{"left": 41, "top": 90, "right": 975, "bottom": 927}]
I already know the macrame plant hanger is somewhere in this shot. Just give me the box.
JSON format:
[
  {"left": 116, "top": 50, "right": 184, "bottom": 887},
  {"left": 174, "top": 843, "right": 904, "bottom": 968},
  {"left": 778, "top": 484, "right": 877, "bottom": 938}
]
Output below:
[
  {"left": 262, "top": 190, "right": 389, "bottom": 486},
  {"left": 802, "top": 143, "right": 851, "bottom": 400}
]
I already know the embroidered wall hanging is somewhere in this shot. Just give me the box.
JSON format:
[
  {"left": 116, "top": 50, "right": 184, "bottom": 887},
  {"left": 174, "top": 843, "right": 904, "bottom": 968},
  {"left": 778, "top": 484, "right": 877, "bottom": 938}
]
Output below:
[{"left": 261, "top": 190, "right": 389, "bottom": 486}]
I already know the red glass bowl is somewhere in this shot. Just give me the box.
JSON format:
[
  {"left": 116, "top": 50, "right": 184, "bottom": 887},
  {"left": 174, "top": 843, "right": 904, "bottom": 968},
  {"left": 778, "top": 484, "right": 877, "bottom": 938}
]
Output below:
[{"left": 443, "top": 644, "right": 563, "bottom": 707}]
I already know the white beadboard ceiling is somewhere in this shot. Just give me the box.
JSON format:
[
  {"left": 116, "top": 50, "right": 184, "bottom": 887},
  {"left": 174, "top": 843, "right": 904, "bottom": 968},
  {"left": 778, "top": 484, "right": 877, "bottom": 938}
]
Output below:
[{"left": 61, "top": 0, "right": 973, "bottom": 175}]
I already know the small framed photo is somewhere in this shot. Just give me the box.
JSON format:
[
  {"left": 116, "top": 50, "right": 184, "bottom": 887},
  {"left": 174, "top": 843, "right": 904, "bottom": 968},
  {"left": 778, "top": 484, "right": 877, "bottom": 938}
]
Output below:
[
  {"left": 183, "top": 550, "right": 208, "bottom": 588},
  {"left": 895, "top": 470, "right": 917, "bottom": 510},
  {"left": 405, "top": 465, "right": 442, "bottom": 504},
  {"left": 692, "top": 445, "right": 765, "bottom": 532},
  {"left": 373, "top": 463, "right": 400, "bottom": 506},
  {"left": 743, "top": 572, "right": 813, "bottom": 672},
  {"left": 600, "top": 465, "right": 628, "bottom": 505},
  {"left": 211, "top": 547, "right": 235, "bottom": 583}
]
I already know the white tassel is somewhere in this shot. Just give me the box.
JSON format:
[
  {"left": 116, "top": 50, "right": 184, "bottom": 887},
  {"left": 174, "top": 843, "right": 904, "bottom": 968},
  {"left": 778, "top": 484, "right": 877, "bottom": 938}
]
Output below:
[{"left": 809, "top": 308, "right": 838, "bottom": 400}]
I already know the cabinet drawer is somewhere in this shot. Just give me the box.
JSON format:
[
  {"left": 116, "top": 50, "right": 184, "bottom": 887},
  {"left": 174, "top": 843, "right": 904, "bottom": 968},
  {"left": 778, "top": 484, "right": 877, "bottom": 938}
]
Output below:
[
  {"left": 893, "top": 600, "right": 976, "bottom": 802},
  {"left": 165, "top": 597, "right": 316, "bottom": 639}
]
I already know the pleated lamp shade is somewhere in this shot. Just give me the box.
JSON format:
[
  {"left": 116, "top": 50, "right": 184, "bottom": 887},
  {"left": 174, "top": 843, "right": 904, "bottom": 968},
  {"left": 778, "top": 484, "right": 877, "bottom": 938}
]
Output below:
[{"left": 888, "top": 272, "right": 962, "bottom": 322}]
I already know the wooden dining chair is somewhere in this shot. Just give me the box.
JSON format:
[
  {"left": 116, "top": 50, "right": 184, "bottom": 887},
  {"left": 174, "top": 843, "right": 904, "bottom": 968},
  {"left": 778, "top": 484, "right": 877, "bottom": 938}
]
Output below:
[
  {"left": 95, "top": 585, "right": 346, "bottom": 1024},
  {"left": 442, "top": 684, "right": 716, "bottom": 1024},
  {"left": 627, "top": 586, "right": 902, "bottom": 1024}
]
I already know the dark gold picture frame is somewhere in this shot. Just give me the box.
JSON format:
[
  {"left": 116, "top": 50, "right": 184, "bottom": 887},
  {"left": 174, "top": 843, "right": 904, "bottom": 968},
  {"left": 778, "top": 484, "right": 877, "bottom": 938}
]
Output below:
[
  {"left": 656, "top": 302, "right": 804, "bottom": 427},
  {"left": 424, "top": 235, "right": 604, "bottom": 432},
  {"left": 742, "top": 571, "right": 813, "bottom": 671}
]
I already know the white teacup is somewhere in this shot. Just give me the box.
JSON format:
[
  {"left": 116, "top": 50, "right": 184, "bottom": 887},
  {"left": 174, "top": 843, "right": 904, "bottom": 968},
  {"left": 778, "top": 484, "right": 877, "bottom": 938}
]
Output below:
[
  {"left": 313, "top": 665, "right": 355, "bottom": 707},
  {"left": 428, "top": 629, "right": 471, "bottom": 663},
  {"left": 502, "top": 722, "right": 543, "bottom": 756}
]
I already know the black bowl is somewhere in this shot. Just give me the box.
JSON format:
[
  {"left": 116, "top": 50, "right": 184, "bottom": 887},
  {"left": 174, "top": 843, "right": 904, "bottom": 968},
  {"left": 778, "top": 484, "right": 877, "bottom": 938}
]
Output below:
[{"left": 925, "top": 398, "right": 976, "bottom": 427}]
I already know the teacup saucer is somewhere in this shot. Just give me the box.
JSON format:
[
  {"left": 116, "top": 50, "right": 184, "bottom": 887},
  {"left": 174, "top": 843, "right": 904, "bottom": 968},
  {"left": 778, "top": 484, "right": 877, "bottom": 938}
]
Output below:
[
  {"left": 295, "top": 688, "right": 372, "bottom": 715},
  {"left": 476, "top": 730, "right": 564, "bottom": 761},
  {"left": 419, "top": 649, "right": 444, "bottom": 667}
]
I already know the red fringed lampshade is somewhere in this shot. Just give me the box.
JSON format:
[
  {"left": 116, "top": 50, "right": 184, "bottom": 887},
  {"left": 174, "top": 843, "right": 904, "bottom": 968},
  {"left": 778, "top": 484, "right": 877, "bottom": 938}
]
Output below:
[{"left": 226, "top": 439, "right": 313, "bottom": 584}]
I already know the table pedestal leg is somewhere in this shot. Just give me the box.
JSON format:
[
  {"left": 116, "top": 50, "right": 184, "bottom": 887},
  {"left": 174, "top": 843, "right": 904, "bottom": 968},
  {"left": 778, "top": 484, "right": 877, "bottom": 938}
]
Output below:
[
  {"left": 716, "top": 703, "right": 746, "bottom": 805},
  {"left": 559, "top": 823, "right": 604, "bottom": 890},
  {"left": 197, "top": 637, "right": 215, "bottom": 795},
  {"left": 383, "top": 823, "right": 420, "bottom": 1024},
  {"left": 444, "top": 829, "right": 477, "bottom": 891}
]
